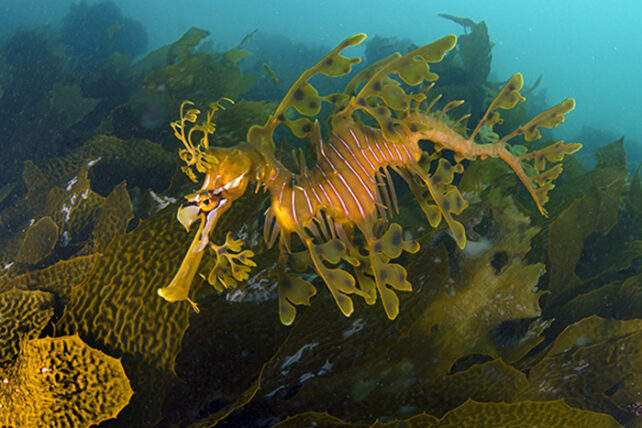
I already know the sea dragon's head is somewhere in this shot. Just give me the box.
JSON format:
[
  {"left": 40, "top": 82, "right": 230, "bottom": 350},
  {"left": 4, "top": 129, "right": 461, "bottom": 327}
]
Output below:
[
  {"left": 157, "top": 100, "right": 254, "bottom": 311},
  {"left": 175, "top": 148, "right": 251, "bottom": 243}
]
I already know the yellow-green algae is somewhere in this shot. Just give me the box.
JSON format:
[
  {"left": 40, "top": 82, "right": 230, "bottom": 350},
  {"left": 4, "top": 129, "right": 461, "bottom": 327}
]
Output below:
[
  {"left": 0, "top": 254, "right": 99, "bottom": 299},
  {"left": 0, "top": 335, "right": 132, "bottom": 427},
  {"left": 55, "top": 207, "right": 195, "bottom": 426},
  {"left": 546, "top": 138, "right": 627, "bottom": 294},
  {"left": 48, "top": 82, "right": 99, "bottom": 128},
  {"left": 517, "top": 317, "right": 642, "bottom": 419},
  {"left": 0, "top": 288, "right": 54, "bottom": 363},
  {"left": 15, "top": 216, "right": 59, "bottom": 265},
  {"left": 79, "top": 180, "right": 133, "bottom": 255},
  {"left": 252, "top": 191, "right": 547, "bottom": 421},
  {"left": 371, "top": 400, "right": 621, "bottom": 427}
]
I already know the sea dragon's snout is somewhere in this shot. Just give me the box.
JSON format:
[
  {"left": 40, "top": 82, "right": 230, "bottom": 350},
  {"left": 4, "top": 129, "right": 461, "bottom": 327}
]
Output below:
[{"left": 157, "top": 192, "right": 230, "bottom": 312}]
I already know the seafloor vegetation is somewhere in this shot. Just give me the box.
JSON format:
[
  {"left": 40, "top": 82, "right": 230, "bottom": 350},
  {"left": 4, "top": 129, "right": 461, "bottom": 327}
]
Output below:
[{"left": 0, "top": 3, "right": 640, "bottom": 427}]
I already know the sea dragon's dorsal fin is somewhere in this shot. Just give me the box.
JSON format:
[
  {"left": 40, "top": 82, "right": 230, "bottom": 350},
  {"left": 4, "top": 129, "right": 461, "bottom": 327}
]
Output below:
[
  {"left": 246, "top": 34, "right": 365, "bottom": 157},
  {"left": 332, "top": 35, "right": 457, "bottom": 143}
]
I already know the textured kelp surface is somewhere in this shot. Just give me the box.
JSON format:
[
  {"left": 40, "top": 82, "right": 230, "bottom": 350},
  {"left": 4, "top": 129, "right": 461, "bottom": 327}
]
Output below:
[{"left": 0, "top": 10, "right": 641, "bottom": 428}]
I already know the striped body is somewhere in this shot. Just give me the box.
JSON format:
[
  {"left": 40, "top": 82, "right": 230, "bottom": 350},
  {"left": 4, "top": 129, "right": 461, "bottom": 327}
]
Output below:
[{"left": 265, "top": 123, "right": 422, "bottom": 241}]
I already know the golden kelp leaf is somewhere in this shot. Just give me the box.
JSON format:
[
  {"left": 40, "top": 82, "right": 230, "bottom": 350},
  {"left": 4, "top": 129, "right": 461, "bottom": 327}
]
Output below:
[
  {"left": 254, "top": 194, "right": 545, "bottom": 420},
  {"left": 301, "top": 359, "right": 527, "bottom": 423},
  {"left": 373, "top": 400, "right": 621, "bottom": 427},
  {"left": 48, "top": 83, "right": 99, "bottom": 128},
  {"left": 401, "top": 359, "right": 528, "bottom": 419},
  {"left": 393, "top": 193, "right": 545, "bottom": 375},
  {"left": 553, "top": 273, "right": 642, "bottom": 328},
  {"left": 44, "top": 164, "right": 104, "bottom": 245},
  {"left": 0, "top": 288, "right": 54, "bottom": 363},
  {"left": 0, "top": 335, "right": 133, "bottom": 427},
  {"left": 545, "top": 315, "right": 642, "bottom": 358},
  {"left": 167, "top": 26, "right": 210, "bottom": 63},
  {"left": 0, "top": 254, "right": 98, "bottom": 299},
  {"left": 272, "top": 412, "right": 360, "bottom": 427},
  {"left": 545, "top": 138, "right": 628, "bottom": 295},
  {"left": 55, "top": 207, "right": 193, "bottom": 426},
  {"left": 518, "top": 328, "right": 642, "bottom": 417},
  {"left": 35, "top": 135, "right": 174, "bottom": 193},
  {"left": 15, "top": 216, "right": 59, "bottom": 265},
  {"left": 80, "top": 181, "right": 133, "bottom": 254}
]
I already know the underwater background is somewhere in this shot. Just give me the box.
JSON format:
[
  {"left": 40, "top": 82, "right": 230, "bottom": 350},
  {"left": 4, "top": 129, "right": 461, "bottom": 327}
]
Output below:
[{"left": 0, "top": 0, "right": 641, "bottom": 427}]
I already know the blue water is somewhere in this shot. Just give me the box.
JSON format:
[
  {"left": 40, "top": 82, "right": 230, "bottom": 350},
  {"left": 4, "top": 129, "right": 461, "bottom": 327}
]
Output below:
[{"left": 2, "top": 0, "right": 641, "bottom": 167}]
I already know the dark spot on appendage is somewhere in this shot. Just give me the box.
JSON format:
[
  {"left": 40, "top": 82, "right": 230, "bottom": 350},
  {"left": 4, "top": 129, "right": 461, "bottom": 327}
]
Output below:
[
  {"left": 442, "top": 162, "right": 452, "bottom": 171},
  {"left": 373, "top": 81, "right": 382, "bottom": 91},
  {"left": 309, "top": 101, "right": 318, "bottom": 109},
  {"left": 490, "top": 251, "right": 509, "bottom": 274},
  {"left": 373, "top": 242, "right": 383, "bottom": 253},
  {"left": 343, "top": 67, "right": 350, "bottom": 73},
  {"left": 314, "top": 246, "right": 324, "bottom": 255},
  {"left": 277, "top": 114, "right": 286, "bottom": 121},
  {"left": 409, "top": 124, "right": 418, "bottom": 132},
  {"left": 431, "top": 324, "right": 439, "bottom": 333},
  {"left": 358, "top": 98, "right": 366, "bottom": 106},
  {"left": 391, "top": 230, "right": 402, "bottom": 247},
  {"left": 333, "top": 241, "right": 344, "bottom": 252},
  {"left": 432, "top": 175, "right": 441, "bottom": 184},
  {"left": 455, "top": 197, "right": 462, "bottom": 211},
  {"left": 325, "top": 58, "right": 334, "bottom": 66},
  {"left": 442, "top": 200, "right": 450, "bottom": 211},
  {"left": 302, "top": 124, "right": 311, "bottom": 133},
  {"left": 379, "top": 269, "right": 388, "bottom": 282},
  {"left": 377, "top": 107, "right": 387, "bottom": 115},
  {"left": 386, "top": 122, "right": 395, "bottom": 133},
  {"left": 294, "top": 88, "right": 304, "bottom": 100},
  {"left": 343, "top": 278, "right": 353, "bottom": 289}
]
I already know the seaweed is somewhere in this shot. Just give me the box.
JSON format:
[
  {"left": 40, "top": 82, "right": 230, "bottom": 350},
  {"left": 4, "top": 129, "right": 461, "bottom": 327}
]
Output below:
[
  {"left": 0, "top": 13, "right": 640, "bottom": 427},
  {"left": 0, "top": 335, "right": 132, "bottom": 427}
]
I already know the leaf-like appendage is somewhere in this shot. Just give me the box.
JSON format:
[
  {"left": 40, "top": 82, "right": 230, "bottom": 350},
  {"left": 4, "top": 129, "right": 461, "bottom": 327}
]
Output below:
[{"left": 247, "top": 34, "right": 366, "bottom": 154}]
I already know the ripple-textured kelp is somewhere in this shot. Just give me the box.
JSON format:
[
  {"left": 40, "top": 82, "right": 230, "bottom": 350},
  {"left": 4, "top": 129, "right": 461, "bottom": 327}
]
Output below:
[
  {"left": 0, "top": 335, "right": 132, "bottom": 427},
  {"left": 56, "top": 207, "right": 193, "bottom": 426}
]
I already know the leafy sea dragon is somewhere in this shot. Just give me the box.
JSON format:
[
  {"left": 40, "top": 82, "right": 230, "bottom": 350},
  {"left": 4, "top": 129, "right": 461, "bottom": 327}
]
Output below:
[{"left": 157, "top": 33, "right": 581, "bottom": 324}]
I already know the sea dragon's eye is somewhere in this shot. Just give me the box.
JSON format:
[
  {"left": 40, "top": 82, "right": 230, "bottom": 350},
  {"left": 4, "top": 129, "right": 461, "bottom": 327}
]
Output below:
[{"left": 197, "top": 192, "right": 221, "bottom": 212}]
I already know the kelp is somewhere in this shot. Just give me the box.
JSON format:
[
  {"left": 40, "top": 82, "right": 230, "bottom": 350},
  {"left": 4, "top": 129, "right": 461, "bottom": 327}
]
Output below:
[
  {"left": 15, "top": 216, "right": 59, "bottom": 265},
  {"left": 0, "top": 254, "right": 99, "bottom": 299},
  {"left": 0, "top": 288, "right": 54, "bottom": 363},
  {"left": 244, "top": 192, "right": 547, "bottom": 423},
  {"left": 55, "top": 207, "right": 194, "bottom": 426},
  {"left": 0, "top": 335, "right": 132, "bottom": 427},
  {"left": 373, "top": 400, "right": 621, "bottom": 427},
  {"left": 48, "top": 83, "right": 99, "bottom": 128},
  {"left": 517, "top": 317, "right": 642, "bottom": 422}
]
